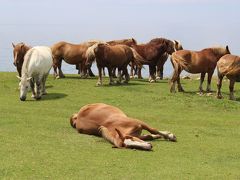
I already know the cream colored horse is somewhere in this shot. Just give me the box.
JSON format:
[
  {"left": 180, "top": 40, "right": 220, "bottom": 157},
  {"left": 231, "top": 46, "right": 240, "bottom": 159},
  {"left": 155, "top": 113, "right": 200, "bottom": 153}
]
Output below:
[{"left": 17, "top": 46, "right": 53, "bottom": 101}]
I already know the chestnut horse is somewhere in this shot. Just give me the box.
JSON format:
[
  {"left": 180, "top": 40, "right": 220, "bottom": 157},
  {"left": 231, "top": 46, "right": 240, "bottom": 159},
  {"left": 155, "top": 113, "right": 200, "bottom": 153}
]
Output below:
[
  {"left": 51, "top": 39, "right": 137, "bottom": 79},
  {"left": 70, "top": 103, "right": 176, "bottom": 150},
  {"left": 51, "top": 41, "right": 99, "bottom": 78},
  {"left": 86, "top": 43, "right": 144, "bottom": 86},
  {"left": 12, "top": 42, "right": 31, "bottom": 77},
  {"left": 131, "top": 38, "right": 177, "bottom": 82},
  {"left": 216, "top": 54, "right": 240, "bottom": 100},
  {"left": 170, "top": 46, "right": 230, "bottom": 93}
]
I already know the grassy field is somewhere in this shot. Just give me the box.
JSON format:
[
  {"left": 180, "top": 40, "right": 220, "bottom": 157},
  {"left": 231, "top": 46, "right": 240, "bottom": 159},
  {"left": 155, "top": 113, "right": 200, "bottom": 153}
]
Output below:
[{"left": 0, "top": 72, "right": 240, "bottom": 179}]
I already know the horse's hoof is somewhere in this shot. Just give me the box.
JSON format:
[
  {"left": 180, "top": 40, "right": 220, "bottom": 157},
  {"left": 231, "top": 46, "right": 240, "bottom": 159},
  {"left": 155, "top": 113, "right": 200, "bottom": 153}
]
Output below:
[
  {"left": 156, "top": 76, "right": 160, "bottom": 80},
  {"left": 130, "top": 76, "right": 134, "bottom": 79},
  {"left": 149, "top": 79, "right": 155, "bottom": 83},
  {"left": 178, "top": 88, "right": 185, "bottom": 92},
  {"left": 229, "top": 97, "right": 236, "bottom": 101},
  {"left": 109, "top": 82, "right": 114, "bottom": 85},
  {"left": 35, "top": 96, "right": 41, "bottom": 100},
  {"left": 96, "top": 83, "right": 102, "bottom": 86},
  {"left": 42, "top": 92, "right": 47, "bottom": 95},
  {"left": 216, "top": 95, "right": 223, "bottom": 99}
]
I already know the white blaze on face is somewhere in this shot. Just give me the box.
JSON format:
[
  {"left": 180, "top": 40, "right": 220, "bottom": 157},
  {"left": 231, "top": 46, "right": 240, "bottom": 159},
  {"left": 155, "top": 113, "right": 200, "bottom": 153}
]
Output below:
[{"left": 19, "top": 78, "right": 31, "bottom": 99}]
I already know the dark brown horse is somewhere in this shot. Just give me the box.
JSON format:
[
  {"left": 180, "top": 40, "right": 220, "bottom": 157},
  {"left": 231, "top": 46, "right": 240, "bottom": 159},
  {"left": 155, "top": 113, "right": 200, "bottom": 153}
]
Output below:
[
  {"left": 216, "top": 54, "right": 240, "bottom": 100},
  {"left": 85, "top": 43, "right": 143, "bottom": 86},
  {"left": 12, "top": 42, "right": 31, "bottom": 77},
  {"left": 170, "top": 46, "right": 230, "bottom": 93},
  {"left": 131, "top": 38, "right": 177, "bottom": 82},
  {"left": 130, "top": 40, "right": 183, "bottom": 80},
  {"left": 70, "top": 103, "right": 176, "bottom": 150}
]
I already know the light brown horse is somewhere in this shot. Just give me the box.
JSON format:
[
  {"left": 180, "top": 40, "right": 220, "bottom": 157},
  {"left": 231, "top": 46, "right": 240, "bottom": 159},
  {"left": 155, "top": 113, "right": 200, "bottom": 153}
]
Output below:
[
  {"left": 51, "top": 41, "right": 99, "bottom": 78},
  {"left": 170, "top": 46, "right": 230, "bottom": 93},
  {"left": 86, "top": 43, "right": 144, "bottom": 86},
  {"left": 216, "top": 54, "right": 240, "bottom": 100},
  {"left": 12, "top": 42, "right": 31, "bottom": 77},
  {"left": 131, "top": 38, "right": 177, "bottom": 82},
  {"left": 70, "top": 103, "right": 176, "bottom": 150}
]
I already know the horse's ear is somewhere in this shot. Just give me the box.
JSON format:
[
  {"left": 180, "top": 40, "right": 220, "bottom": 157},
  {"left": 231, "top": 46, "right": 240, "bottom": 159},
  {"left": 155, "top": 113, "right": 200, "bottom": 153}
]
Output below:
[
  {"left": 226, "top": 45, "right": 230, "bottom": 52},
  {"left": 132, "top": 38, "right": 137, "bottom": 44},
  {"left": 12, "top": 43, "right": 15, "bottom": 48},
  {"left": 27, "top": 77, "right": 32, "bottom": 81},
  {"left": 16, "top": 75, "right": 21, "bottom": 80},
  {"left": 174, "top": 40, "right": 178, "bottom": 45}
]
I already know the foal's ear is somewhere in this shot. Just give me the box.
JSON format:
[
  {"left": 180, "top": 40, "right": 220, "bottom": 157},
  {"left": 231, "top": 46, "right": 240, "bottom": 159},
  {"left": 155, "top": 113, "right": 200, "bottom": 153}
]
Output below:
[
  {"left": 16, "top": 75, "right": 21, "bottom": 80},
  {"left": 12, "top": 43, "right": 15, "bottom": 48}
]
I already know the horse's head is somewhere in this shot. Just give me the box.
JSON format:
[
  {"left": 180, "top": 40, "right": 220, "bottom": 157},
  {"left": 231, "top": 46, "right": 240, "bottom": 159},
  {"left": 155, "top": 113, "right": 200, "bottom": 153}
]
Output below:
[
  {"left": 12, "top": 43, "right": 30, "bottom": 76},
  {"left": 127, "top": 38, "right": 137, "bottom": 47},
  {"left": 17, "top": 76, "right": 32, "bottom": 101},
  {"left": 174, "top": 40, "right": 183, "bottom": 51},
  {"left": 70, "top": 113, "right": 78, "bottom": 128}
]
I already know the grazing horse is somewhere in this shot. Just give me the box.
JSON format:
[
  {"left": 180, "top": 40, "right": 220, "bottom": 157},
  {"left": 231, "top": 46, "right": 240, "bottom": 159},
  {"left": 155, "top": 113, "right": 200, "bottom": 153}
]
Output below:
[
  {"left": 86, "top": 43, "right": 144, "bottom": 86},
  {"left": 70, "top": 103, "right": 176, "bottom": 150},
  {"left": 51, "top": 41, "right": 100, "bottom": 78},
  {"left": 131, "top": 38, "right": 177, "bottom": 82},
  {"left": 12, "top": 42, "right": 31, "bottom": 77},
  {"left": 17, "top": 46, "right": 53, "bottom": 101},
  {"left": 170, "top": 46, "right": 230, "bottom": 93},
  {"left": 216, "top": 54, "right": 240, "bottom": 100}
]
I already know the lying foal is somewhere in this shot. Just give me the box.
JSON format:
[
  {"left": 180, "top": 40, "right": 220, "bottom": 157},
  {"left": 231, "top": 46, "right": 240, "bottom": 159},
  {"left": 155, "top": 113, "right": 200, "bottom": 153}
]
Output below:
[{"left": 70, "top": 103, "right": 176, "bottom": 150}]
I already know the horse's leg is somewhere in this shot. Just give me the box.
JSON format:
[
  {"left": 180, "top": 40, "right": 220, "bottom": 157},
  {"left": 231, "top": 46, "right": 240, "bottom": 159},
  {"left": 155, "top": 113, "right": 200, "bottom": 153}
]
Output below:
[
  {"left": 35, "top": 77, "right": 42, "bottom": 100},
  {"left": 88, "top": 66, "right": 95, "bottom": 77},
  {"left": 177, "top": 74, "right": 184, "bottom": 92},
  {"left": 149, "top": 65, "right": 156, "bottom": 83},
  {"left": 123, "top": 67, "right": 130, "bottom": 84},
  {"left": 107, "top": 67, "right": 114, "bottom": 85},
  {"left": 216, "top": 73, "right": 224, "bottom": 99},
  {"left": 141, "top": 123, "right": 177, "bottom": 142},
  {"left": 58, "top": 59, "right": 65, "bottom": 78},
  {"left": 41, "top": 74, "right": 48, "bottom": 95},
  {"left": 199, "top": 72, "right": 206, "bottom": 94},
  {"left": 102, "top": 68, "right": 106, "bottom": 77},
  {"left": 229, "top": 78, "right": 236, "bottom": 100},
  {"left": 117, "top": 68, "right": 122, "bottom": 84},
  {"left": 96, "top": 65, "right": 103, "bottom": 86},
  {"left": 30, "top": 79, "right": 36, "bottom": 98},
  {"left": 170, "top": 58, "right": 180, "bottom": 93},
  {"left": 206, "top": 71, "right": 214, "bottom": 92},
  {"left": 99, "top": 126, "right": 124, "bottom": 148},
  {"left": 137, "top": 66, "right": 143, "bottom": 79},
  {"left": 156, "top": 63, "right": 164, "bottom": 80},
  {"left": 112, "top": 68, "right": 117, "bottom": 78},
  {"left": 130, "top": 62, "right": 134, "bottom": 79}
]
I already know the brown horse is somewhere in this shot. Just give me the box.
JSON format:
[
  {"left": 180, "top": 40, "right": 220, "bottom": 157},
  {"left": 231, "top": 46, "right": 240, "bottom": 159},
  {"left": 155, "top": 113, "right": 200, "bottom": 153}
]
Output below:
[
  {"left": 12, "top": 42, "right": 31, "bottom": 77},
  {"left": 86, "top": 43, "right": 144, "bottom": 86},
  {"left": 131, "top": 38, "right": 177, "bottom": 82},
  {"left": 216, "top": 54, "right": 240, "bottom": 100},
  {"left": 70, "top": 103, "right": 176, "bottom": 150},
  {"left": 170, "top": 46, "right": 230, "bottom": 93},
  {"left": 51, "top": 41, "right": 99, "bottom": 78},
  {"left": 51, "top": 39, "right": 137, "bottom": 79},
  {"left": 130, "top": 40, "right": 183, "bottom": 80}
]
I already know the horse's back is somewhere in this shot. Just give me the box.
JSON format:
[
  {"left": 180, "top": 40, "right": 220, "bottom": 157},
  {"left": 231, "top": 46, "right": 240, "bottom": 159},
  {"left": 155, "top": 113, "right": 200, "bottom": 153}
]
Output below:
[
  {"left": 26, "top": 46, "right": 53, "bottom": 75},
  {"left": 217, "top": 54, "right": 240, "bottom": 76}
]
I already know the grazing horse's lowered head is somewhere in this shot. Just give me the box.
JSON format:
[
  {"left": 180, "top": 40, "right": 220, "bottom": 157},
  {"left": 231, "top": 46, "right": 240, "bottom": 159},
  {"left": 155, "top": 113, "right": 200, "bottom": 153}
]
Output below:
[
  {"left": 70, "top": 103, "right": 176, "bottom": 150},
  {"left": 12, "top": 42, "right": 31, "bottom": 77},
  {"left": 17, "top": 75, "right": 32, "bottom": 101}
]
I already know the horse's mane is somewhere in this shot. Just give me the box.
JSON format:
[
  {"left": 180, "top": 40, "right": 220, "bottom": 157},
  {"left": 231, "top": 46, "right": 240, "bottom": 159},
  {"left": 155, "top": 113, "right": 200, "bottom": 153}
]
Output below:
[
  {"left": 108, "top": 38, "right": 137, "bottom": 45},
  {"left": 206, "top": 46, "right": 227, "bottom": 55},
  {"left": 149, "top": 38, "right": 173, "bottom": 46},
  {"left": 85, "top": 42, "right": 108, "bottom": 61}
]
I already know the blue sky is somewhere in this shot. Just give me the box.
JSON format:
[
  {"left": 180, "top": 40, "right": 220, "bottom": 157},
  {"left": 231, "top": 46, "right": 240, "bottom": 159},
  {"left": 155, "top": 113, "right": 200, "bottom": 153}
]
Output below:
[{"left": 1, "top": 0, "right": 240, "bottom": 74}]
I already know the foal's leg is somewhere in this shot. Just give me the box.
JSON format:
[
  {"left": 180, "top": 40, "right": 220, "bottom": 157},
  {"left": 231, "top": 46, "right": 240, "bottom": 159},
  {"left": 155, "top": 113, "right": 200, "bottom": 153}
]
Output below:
[
  {"left": 206, "top": 71, "right": 214, "bottom": 92},
  {"left": 216, "top": 74, "right": 224, "bottom": 99},
  {"left": 199, "top": 72, "right": 206, "bottom": 94},
  {"left": 96, "top": 66, "right": 103, "bottom": 86},
  {"left": 229, "top": 79, "right": 236, "bottom": 100}
]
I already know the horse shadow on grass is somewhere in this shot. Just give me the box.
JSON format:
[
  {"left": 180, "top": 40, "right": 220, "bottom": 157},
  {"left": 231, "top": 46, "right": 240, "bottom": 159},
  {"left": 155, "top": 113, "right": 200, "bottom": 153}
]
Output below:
[{"left": 41, "top": 93, "right": 68, "bottom": 101}]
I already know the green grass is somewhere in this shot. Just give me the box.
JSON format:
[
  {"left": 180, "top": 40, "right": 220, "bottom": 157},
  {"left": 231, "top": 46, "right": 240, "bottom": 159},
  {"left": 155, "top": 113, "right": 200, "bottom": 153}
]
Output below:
[{"left": 0, "top": 72, "right": 240, "bottom": 179}]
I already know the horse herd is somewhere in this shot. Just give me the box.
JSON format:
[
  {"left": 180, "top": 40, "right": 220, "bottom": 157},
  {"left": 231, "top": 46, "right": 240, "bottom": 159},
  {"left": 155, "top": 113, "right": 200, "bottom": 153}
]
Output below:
[{"left": 11, "top": 37, "right": 240, "bottom": 150}]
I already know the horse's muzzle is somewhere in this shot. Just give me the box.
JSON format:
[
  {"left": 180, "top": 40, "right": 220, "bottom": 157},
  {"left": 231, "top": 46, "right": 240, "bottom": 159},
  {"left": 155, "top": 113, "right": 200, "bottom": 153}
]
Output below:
[{"left": 13, "top": 62, "right": 16, "bottom": 66}]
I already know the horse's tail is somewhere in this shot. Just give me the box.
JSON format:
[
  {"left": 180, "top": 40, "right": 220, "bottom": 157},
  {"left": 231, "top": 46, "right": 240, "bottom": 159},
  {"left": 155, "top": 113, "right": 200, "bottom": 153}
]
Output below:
[
  {"left": 171, "top": 53, "right": 188, "bottom": 72},
  {"left": 130, "top": 47, "right": 147, "bottom": 67}
]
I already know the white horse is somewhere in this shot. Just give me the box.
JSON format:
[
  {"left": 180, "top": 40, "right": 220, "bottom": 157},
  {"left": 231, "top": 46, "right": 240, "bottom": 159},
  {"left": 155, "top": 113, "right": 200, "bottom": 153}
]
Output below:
[{"left": 17, "top": 46, "right": 53, "bottom": 101}]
